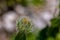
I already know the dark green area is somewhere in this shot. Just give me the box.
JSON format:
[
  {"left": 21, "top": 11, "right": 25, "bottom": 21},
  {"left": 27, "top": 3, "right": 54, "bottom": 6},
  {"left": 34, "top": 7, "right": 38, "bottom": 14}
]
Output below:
[
  {"left": 32, "top": 0, "right": 46, "bottom": 6},
  {"left": 37, "top": 18, "right": 60, "bottom": 40},
  {"left": 15, "top": 31, "right": 26, "bottom": 40}
]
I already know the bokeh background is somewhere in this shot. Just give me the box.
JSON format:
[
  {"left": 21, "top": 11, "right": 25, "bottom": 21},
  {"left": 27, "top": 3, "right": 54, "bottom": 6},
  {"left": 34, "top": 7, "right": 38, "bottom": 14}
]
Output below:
[{"left": 0, "top": 0, "right": 60, "bottom": 40}]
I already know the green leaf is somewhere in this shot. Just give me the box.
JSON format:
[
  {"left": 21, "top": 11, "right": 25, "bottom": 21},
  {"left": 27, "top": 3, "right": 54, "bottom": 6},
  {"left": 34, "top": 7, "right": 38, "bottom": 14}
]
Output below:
[
  {"left": 37, "top": 26, "right": 48, "bottom": 40},
  {"left": 56, "top": 33, "right": 60, "bottom": 40},
  {"left": 26, "top": 33, "right": 36, "bottom": 40},
  {"left": 47, "top": 37, "right": 55, "bottom": 40},
  {"left": 32, "top": 0, "right": 46, "bottom": 6},
  {"left": 7, "top": 0, "right": 15, "bottom": 6},
  {"left": 51, "top": 18, "right": 60, "bottom": 27},
  {"left": 21, "top": 0, "right": 28, "bottom": 7},
  {"left": 15, "top": 31, "right": 26, "bottom": 40}
]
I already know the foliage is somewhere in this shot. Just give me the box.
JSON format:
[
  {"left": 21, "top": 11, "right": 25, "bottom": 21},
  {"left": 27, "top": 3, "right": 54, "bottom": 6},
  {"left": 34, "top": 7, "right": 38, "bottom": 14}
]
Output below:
[
  {"left": 6, "top": 0, "right": 46, "bottom": 7},
  {"left": 32, "top": 0, "right": 46, "bottom": 6},
  {"left": 37, "top": 17, "right": 60, "bottom": 40}
]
